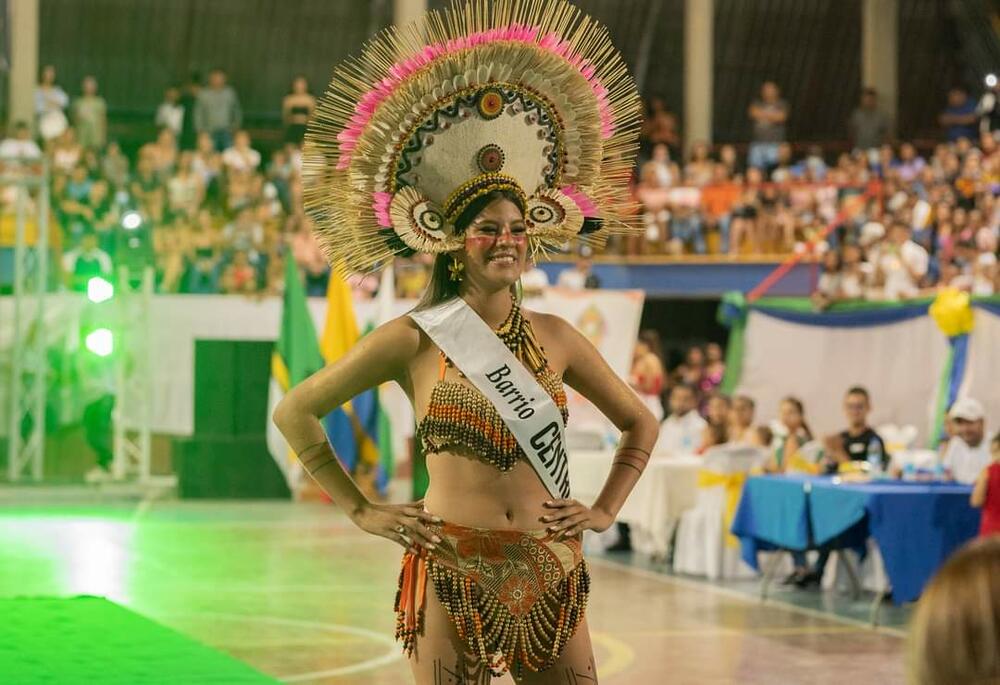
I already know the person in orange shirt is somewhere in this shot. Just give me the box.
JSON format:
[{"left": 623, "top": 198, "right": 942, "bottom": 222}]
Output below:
[{"left": 700, "top": 164, "right": 741, "bottom": 254}]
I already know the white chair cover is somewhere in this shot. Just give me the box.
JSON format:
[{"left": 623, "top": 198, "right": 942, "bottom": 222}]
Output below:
[{"left": 672, "top": 445, "right": 767, "bottom": 579}]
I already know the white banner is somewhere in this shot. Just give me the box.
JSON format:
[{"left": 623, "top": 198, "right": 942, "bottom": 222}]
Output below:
[
  {"left": 532, "top": 288, "right": 646, "bottom": 442},
  {"left": 963, "top": 308, "right": 1000, "bottom": 435},
  {"left": 736, "top": 311, "right": 949, "bottom": 446},
  {"left": 0, "top": 289, "right": 644, "bottom": 438}
]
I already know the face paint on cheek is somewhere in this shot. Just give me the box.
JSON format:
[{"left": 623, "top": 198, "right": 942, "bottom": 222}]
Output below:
[{"left": 466, "top": 235, "right": 496, "bottom": 248}]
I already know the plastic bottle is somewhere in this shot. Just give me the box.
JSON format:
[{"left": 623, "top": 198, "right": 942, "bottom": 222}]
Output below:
[{"left": 866, "top": 437, "right": 884, "bottom": 478}]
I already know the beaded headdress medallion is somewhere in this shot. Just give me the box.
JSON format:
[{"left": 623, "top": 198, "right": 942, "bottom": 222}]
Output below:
[{"left": 303, "top": 0, "right": 641, "bottom": 272}]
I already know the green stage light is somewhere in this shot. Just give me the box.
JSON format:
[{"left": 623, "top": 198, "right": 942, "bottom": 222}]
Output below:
[
  {"left": 85, "top": 328, "right": 114, "bottom": 357},
  {"left": 87, "top": 277, "right": 114, "bottom": 304}
]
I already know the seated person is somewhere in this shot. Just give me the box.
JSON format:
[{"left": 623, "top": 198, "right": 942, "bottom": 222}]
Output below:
[
  {"left": 699, "top": 393, "right": 731, "bottom": 452},
  {"left": 653, "top": 384, "right": 706, "bottom": 456},
  {"left": 943, "top": 398, "right": 990, "bottom": 484},
  {"left": 795, "top": 387, "right": 890, "bottom": 588},
  {"left": 764, "top": 396, "right": 813, "bottom": 474},
  {"left": 728, "top": 395, "right": 765, "bottom": 447},
  {"left": 820, "top": 386, "right": 890, "bottom": 474}
]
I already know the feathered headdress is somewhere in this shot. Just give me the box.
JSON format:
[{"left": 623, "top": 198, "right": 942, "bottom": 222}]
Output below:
[{"left": 303, "top": 0, "right": 641, "bottom": 273}]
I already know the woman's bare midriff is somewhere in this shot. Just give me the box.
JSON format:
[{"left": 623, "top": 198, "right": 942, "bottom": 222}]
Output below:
[{"left": 422, "top": 451, "right": 553, "bottom": 530}]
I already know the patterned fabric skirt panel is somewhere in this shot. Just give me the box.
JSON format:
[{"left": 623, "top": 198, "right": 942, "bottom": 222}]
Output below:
[{"left": 394, "top": 519, "right": 590, "bottom": 678}]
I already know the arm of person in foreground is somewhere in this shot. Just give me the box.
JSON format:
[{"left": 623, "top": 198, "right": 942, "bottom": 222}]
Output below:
[
  {"left": 540, "top": 316, "right": 660, "bottom": 541},
  {"left": 271, "top": 316, "right": 441, "bottom": 552}
]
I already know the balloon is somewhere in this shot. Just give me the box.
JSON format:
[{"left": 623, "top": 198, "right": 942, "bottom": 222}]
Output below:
[{"left": 929, "top": 287, "right": 974, "bottom": 337}]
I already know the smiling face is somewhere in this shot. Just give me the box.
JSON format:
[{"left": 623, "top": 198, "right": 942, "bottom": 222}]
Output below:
[
  {"left": 954, "top": 418, "right": 984, "bottom": 448},
  {"left": 458, "top": 197, "right": 528, "bottom": 291}
]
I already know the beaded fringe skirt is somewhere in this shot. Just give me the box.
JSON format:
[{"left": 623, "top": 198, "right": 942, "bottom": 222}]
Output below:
[{"left": 394, "top": 519, "right": 590, "bottom": 678}]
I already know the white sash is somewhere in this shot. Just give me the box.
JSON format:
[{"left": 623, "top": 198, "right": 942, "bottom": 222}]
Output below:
[{"left": 409, "top": 298, "right": 571, "bottom": 499}]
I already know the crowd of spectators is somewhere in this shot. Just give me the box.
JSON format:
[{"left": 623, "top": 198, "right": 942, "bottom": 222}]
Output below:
[
  {"left": 2, "top": 66, "right": 999, "bottom": 301},
  {"left": 1, "top": 66, "right": 332, "bottom": 298},
  {"left": 631, "top": 81, "right": 1000, "bottom": 304}
]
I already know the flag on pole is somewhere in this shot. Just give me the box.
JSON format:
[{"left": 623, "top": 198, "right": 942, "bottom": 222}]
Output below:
[
  {"left": 320, "top": 272, "right": 392, "bottom": 498},
  {"left": 266, "top": 257, "right": 325, "bottom": 491}
]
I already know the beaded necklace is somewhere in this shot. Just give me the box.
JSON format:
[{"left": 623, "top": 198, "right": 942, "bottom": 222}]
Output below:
[{"left": 419, "top": 301, "right": 568, "bottom": 469}]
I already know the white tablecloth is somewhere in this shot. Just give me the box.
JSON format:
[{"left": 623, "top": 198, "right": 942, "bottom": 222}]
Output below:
[{"left": 570, "top": 450, "right": 700, "bottom": 557}]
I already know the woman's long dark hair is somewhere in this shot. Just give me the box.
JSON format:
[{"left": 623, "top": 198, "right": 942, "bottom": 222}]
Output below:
[
  {"left": 781, "top": 395, "right": 814, "bottom": 441},
  {"left": 415, "top": 189, "right": 526, "bottom": 311}
]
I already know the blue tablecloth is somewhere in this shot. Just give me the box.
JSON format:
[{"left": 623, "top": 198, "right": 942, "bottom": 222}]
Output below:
[
  {"left": 732, "top": 475, "right": 980, "bottom": 602},
  {"left": 731, "top": 475, "right": 812, "bottom": 564}
]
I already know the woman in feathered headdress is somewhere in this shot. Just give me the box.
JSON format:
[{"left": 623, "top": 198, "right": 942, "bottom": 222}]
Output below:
[{"left": 273, "top": 1, "right": 659, "bottom": 680}]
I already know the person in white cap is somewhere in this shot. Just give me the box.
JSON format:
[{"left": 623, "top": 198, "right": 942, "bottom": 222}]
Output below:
[{"left": 942, "top": 397, "right": 990, "bottom": 484}]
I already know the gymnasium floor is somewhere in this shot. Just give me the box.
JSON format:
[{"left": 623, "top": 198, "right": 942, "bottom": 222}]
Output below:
[{"left": 0, "top": 495, "right": 908, "bottom": 684}]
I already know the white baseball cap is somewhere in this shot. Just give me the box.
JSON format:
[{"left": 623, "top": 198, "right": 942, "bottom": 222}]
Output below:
[{"left": 948, "top": 397, "right": 985, "bottom": 422}]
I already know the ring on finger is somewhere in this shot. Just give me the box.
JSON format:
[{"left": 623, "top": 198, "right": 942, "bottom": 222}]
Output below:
[{"left": 395, "top": 524, "right": 406, "bottom": 534}]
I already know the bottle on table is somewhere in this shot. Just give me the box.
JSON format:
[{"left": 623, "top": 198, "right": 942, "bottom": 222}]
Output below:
[{"left": 866, "top": 437, "right": 884, "bottom": 478}]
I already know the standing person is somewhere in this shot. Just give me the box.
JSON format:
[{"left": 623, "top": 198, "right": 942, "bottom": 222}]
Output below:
[
  {"left": 747, "top": 81, "right": 788, "bottom": 172},
  {"left": 178, "top": 73, "right": 202, "bottom": 151},
  {"left": 848, "top": 87, "right": 890, "bottom": 159},
  {"left": 35, "top": 64, "right": 69, "bottom": 143},
  {"left": 194, "top": 68, "right": 241, "bottom": 151},
  {"left": 155, "top": 86, "right": 185, "bottom": 138},
  {"left": 272, "top": 4, "right": 658, "bottom": 681},
  {"left": 640, "top": 96, "right": 681, "bottom": 161},
  {"left": 72, "top": 76, "right": 107, "bottom": 151},
  {"left": 939, "top": 86, "right": 979, "bottom": 143},
  {"left": 971, "top": 432, "right": 1000, "bottom": 537},
  {"left": 282, "top": 75, "right": 315, "bottom": 147}
]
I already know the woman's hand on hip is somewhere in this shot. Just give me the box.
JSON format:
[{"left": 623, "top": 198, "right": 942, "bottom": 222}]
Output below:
[
  {"left": 540, "top": 498, "right": 614, "bottom": 541},
  {"left": 354, "top": 500, "right": 443, "bottom": 553}
]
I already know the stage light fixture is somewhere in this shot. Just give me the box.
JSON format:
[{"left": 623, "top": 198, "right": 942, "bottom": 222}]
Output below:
[
  {"left": 121, "top": 211, "right": 143, "bottom": 231},
  {"left": 87, "top": 276, "right": 114, "bottom": 304},
  {"left": 85, "top": 328, "right": 115, "bottom": 357}
]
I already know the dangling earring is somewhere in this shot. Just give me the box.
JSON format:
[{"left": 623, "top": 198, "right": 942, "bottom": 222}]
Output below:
[{"left": 448, "top": 255, "right": 465, "bottom": 282}]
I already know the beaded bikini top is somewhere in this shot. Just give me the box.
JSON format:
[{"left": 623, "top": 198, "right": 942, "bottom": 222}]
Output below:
[{"left": 417, "top": 304, "right": 568, "bottom": 471}]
